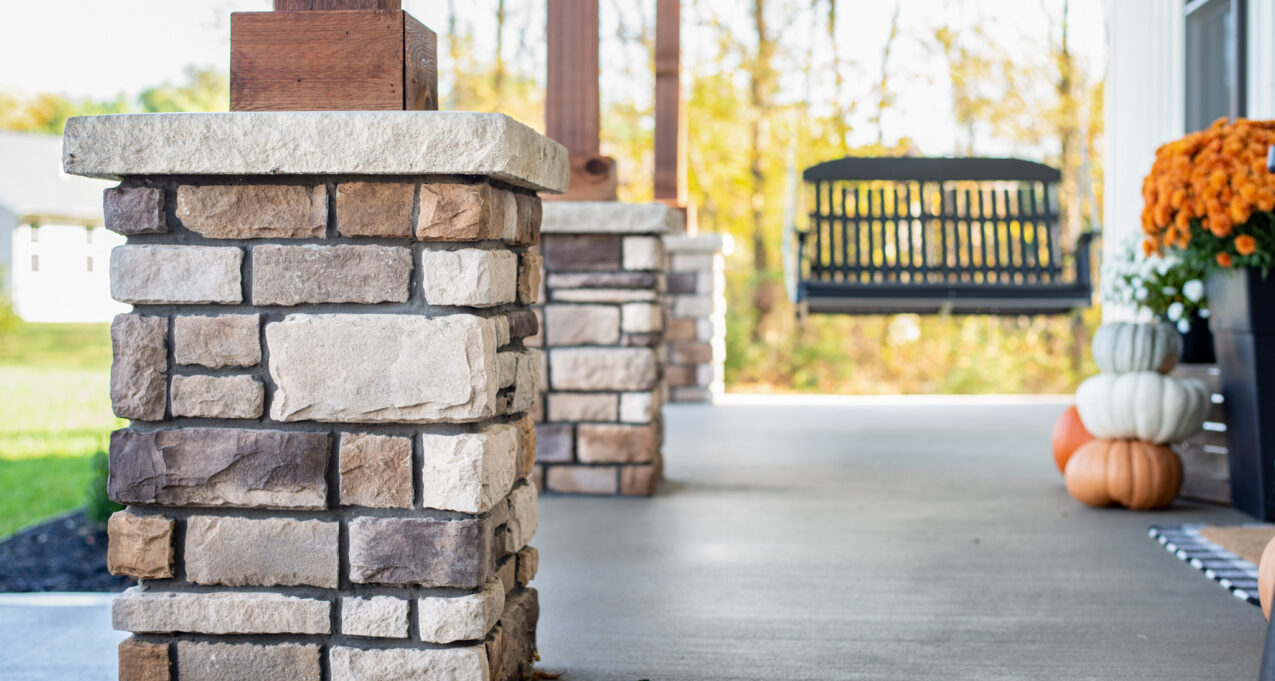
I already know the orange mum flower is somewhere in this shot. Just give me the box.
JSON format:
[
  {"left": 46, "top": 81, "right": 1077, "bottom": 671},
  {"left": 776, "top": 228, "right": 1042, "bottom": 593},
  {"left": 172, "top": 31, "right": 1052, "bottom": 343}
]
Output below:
[
  {"left": 1236, "top": 234, "right": 1258, "bottom": 256},
  {"left": 1218, "top": 252, "right": 1234, "bottom": 267}
]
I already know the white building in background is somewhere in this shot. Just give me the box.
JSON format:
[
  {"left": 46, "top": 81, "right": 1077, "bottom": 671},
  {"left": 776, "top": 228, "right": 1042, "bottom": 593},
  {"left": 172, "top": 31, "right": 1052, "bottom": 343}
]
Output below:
[
  {"left": 0, "top": 130, "right": 127, "bottom": 323},
  {"left": 1105, "top": 0, "right": 1275, "bottom": 274}
]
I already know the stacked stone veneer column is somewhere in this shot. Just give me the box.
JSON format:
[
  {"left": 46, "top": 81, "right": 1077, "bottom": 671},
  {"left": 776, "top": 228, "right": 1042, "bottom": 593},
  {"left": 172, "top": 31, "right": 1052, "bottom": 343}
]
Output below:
[
  {"left": 529, "top": 202, "right": 681, "bottom": 495},
  {"left": 662, "top": 234, "right": 727, "bottom": 402},
  {"left": 64, "top": 112, "right": 566, "bottom": 681}
]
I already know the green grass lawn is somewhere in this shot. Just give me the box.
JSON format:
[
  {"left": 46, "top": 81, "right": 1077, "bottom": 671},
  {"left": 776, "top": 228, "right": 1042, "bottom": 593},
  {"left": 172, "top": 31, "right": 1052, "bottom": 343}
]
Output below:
[{"left": 0, "top": 323, "right": 121, "bottom": 537}]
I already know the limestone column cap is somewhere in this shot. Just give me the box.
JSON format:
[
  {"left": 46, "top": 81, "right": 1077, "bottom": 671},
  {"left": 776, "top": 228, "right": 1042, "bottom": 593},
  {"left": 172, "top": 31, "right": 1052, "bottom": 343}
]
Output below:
[
  {"left": 62, "top": 111, "right": 569, "bottom": 193},
  {"left": 664, "top": 232, "right": 731, "bottom": 253},
  {"left": 541, "top": 201, "right": 681, "bottom": 235}
]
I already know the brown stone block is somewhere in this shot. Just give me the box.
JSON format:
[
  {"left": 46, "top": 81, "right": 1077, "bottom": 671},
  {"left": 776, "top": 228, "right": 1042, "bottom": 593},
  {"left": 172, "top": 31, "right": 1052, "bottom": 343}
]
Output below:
[
  {"left": 348, "top": 516, "right": 492, "bottom": 588},
  {"left": 673, "top": 342, "right": 713, "bottom": 365},
  {"left": 417, "top": 183, "right": 500, "bottom": 241},
  {"left": 110, "top": 314, "right": 167, "bottom": 421},
  {"left": 516, "top": 413, "right": 537, "bottom": 478},
  {"left": 664, "top": 364, "right": 696, "bottom": 388},
  {"left": 108, "top": 429, "right": 329, "bottom": 510},
  {"left": 104, "top": 186, "right": 166, "bottom": 236},
  {"left": 545, "top": 272, "right": 659, "bottom": 289},
  {"left": 173, "top": 314, "right": 260, "bottom": 368},
  {"left": 542, "top": 234, "right": 621, "bottom": 272},
  {"left": 621, "top": 332, "right": 661, "bottom": 347},
  {"left": 517, "top": 251, "right": 542, "bottom": 305},
  {"left": 339, "top": 433, "right": 414, "bottom": 508},
  {"left": 577, "top": 424, "right": 656, "bottom": 463},
  {"left": 486, "top": 626, "right": 505, "bottom": 681},
  {"left": 499, "top": 588, "right": 540, "bottom": 681},
  {"left": 534, "top": 423, "right": 573, "bottom": 463},
  {"left": 176, "top": 184, "right": 326, "bottom": 239},
  {"left": 545, "top": 465, "right": 617, "bottom": 494},
  {"left": 515, "top": 546, "right": 538, "bottom": 587},
  {"left": 667, "top": 271, "right": 697, "bottom": 294},
  {"left": 118, "top": 638, "right": 169, "bottom": 681},
  {"left": 664, "top": 318, "right": 697, "bottom": 341},
  {"left": 508, "top": 309, "right": 539, "bottom": 340},
  {"left": 107, "top": 512, "right": 174, "bottom": 580},
  {"left": 496, "top": 555, "right": 517, "bottom": 595},
  {"left": 512, "top": 193, "right": 542, "bottom": 246},
  {"left": 336, "top": 182, "right": 415, "bottom": 237},
  {"left": 620, "top": 464, "right": 661, "bottom": 496}
]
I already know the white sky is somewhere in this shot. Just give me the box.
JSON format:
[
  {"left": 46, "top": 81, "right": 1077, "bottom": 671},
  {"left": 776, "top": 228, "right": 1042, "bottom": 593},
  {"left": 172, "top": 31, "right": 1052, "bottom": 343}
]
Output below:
[{"left": 0, "top": 0, "right": 1106, "bottom": 157}]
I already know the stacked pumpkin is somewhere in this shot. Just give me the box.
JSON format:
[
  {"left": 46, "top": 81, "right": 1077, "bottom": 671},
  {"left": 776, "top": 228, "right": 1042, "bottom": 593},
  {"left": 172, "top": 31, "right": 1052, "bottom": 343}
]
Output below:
[{"left": 1057, "top": 322, "right": 1210, "bottom": 510}]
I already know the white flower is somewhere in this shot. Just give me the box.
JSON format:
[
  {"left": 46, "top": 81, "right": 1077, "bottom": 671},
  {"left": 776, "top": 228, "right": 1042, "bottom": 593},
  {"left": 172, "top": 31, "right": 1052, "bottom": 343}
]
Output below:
[
  {"left": 1199, "top": 307, "right": 1211, "bottom": 319},
  {"left": 1156, "top": 255, "right": 1179, "bottom": 275},
  {"left": 1162, "top": 286, "right": 1177, "bottom": 296},
  {"left": 1178, "top": 318, "right": 1191, "bottom": 334},
  {"left": 1167, "top": 301, "right": 1185, "bottom": 321},
  {"left": 1183, "top": 279, "right": 1205, "bottom": 302},
  {"left": 1135, "top": 287, "right": 1149, "bottom": 302}
]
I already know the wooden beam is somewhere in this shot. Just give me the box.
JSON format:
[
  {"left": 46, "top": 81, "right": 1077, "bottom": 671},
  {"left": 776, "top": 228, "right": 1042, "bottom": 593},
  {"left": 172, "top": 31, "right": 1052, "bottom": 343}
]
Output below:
[
  {"left": 546, "top": 0, "right": 600, "bottom": 156},
  {"left": 653, "top": 0, "right": 684, "bottom": 202},
  {"left": 273, "top": 0, "right": 401, "bottom": 10},
  {"left": 230, "top": 10, "right": 436, "bottom": 112}
]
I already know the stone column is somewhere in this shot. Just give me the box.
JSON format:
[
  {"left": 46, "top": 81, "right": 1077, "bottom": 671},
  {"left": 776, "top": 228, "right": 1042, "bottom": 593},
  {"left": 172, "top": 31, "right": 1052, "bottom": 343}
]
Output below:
[
  {"left": 662, "top": 233, "right": 728, "bottom": 402},
  {"left": 64, "top": 111, "right": 566, "bottom": 681},
  {"left": 529, "top": 202, "right": 679, "bottom": 495}
]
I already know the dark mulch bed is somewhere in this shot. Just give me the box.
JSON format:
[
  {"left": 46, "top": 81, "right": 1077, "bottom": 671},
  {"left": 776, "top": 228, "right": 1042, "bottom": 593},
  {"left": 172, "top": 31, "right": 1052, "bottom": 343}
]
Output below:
[{"left": 0, "top": 510, "right": 134, "bottom": 592}]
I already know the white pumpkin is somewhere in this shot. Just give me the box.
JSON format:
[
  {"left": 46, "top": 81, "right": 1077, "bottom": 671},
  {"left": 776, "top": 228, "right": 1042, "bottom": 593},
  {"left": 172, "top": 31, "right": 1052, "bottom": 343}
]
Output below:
[
  {"left": 1075, "top": 372, "right": 1210, "bottom": 444},
  {"left": 1091, "top": 322, "right": 1181, "bottom": 374}
]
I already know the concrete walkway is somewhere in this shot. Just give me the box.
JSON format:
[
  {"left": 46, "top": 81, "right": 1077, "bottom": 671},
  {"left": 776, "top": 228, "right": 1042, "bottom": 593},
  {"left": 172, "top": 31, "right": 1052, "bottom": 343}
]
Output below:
[
  {"left": 534, "top": 397, "right": 1266, "bottom": 680},
  {"left": 0, "top": 398, "right": 1265, "bottom": 679}
]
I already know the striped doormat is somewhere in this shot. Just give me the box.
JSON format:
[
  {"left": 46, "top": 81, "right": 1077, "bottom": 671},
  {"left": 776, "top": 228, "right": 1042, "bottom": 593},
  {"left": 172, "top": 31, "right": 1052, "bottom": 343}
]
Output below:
[{"left": 1148, "top": 524, "right": 1263, "bottom": 607}]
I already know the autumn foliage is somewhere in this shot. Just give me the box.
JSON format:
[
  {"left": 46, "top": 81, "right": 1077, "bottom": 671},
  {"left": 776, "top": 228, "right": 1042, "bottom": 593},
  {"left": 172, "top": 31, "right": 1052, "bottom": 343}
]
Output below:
[{"left": 1142, "top": 117, "right": 1275, "bottom": 269}]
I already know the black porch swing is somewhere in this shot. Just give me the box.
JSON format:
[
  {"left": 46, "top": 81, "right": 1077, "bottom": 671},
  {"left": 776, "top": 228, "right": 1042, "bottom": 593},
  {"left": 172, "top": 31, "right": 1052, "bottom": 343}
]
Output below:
[{"left": 793, "top": 156, "right": 1095, "bottom": 316}]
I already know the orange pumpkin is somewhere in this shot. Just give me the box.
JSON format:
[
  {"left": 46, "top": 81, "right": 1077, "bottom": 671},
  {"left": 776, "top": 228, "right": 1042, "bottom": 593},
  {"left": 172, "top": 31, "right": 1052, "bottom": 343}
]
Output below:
[
  {"left": 1063, "top": 439, "right": 1183, "bottom": 510},
  {"left": 1260, "top": 537, "right": 1275, "bottom": 620},
  {"left": 1052, "top": 406, "right": 1094, "bottom": 474}
]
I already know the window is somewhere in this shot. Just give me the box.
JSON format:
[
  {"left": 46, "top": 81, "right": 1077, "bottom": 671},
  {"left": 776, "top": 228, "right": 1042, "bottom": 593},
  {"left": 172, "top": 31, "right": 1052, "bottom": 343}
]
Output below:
[
  {"left": 29, "top": 225, "right": 39, "bottom": 243},
  {"left": 30, "top": 255, "right": 38, "bottom": 272},
  {"left": 86, "top": 227, "right": 94, "bottom": 245},
  {"left": 1185, "top": 0, "right": 1247, "bottom": 132},
  {"left": 87, "top": 256, "right": 94, "bottom": 272}
]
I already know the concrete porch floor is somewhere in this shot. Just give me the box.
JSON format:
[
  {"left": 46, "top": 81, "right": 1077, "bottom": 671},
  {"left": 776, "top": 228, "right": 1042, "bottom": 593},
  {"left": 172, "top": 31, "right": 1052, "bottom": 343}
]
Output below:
[
  {"left": 0, "top": 397, "right": 1265, "bottom": 679},
  {"left": 534, "top": 397, "right": 1265, "bottom": 680}
]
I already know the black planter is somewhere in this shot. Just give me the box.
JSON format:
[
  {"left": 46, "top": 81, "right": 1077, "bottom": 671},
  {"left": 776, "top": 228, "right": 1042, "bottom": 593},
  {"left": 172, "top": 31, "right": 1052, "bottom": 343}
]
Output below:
[
  {"left": 1208, "top": 268, "right": 1275, "bottom": 520},
  {"left": 1178, "top": 311, "right": 1216, "bottom": 364}
]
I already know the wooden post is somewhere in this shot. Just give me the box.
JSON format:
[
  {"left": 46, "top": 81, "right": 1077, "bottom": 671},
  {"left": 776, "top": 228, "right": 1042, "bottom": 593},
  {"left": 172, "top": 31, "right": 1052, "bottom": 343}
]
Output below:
[
  {"left": 230, "top": 0, "right": 436, "bottom": 111},
  {"left": 545, "top": 0, "right": 617, "bottom": 201},
  {"left": 653, "top": 0, "right": 685, "bottom": 204}
]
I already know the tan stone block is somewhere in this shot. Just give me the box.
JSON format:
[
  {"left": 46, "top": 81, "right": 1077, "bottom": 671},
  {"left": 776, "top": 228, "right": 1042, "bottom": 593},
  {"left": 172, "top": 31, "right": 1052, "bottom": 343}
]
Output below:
[
  {"left": 516, "top": 413, "right": 537, "bottom": 478},
  {"left": 417, "top": 183, "right": 500, "bottom": 241},
  {"left": 510, "top": 350, "right": 540, "bottom": 415},
  {"left": 515, "top": 546, "right": 538, "bottom": 587},
  {"left": 552, "top": 288, "right": 657, "bottom": 303},
  {"left": 417, "top": 576, "right": 505, "bottom": 643},
  {"left": 549, "top": 347, "right": 657, "bottom": 391},
  {"left": 545, "top": 465, "right": 617, "bottom": 494},
  {"left": 267, "top": 314, "right": 500, "bottom": 424},
  {"left": 664, "top": 318, "right": 697, "bottom": 341},
  {"left": 504, "top": 483, "right": 538, "bottom": 552},
  {"left": 118, "top": 638, "right": 169, "bottom": 681},
  {"left": 185, "top": 516, "right": 339, "bottom": 588},
  {"left": 110, "top": 314, "right": 167, "bottom": 421},
  {"left": 173, "top": 314, "right": 260, "bottom": 368},
  {"left": 618, "top": 391, "right": 656, "bottom": 424},
  {"left": 177, "top": 642, "right": 320, "bottom": 681},
  {"left": 620, "top": 464, "right": 661, "bottom": 496},
  {"left": 339, "top": 433, "right": 413, "bottom": 509},
  {"left": 419, "top": 424, "right": 519, "bottom": 513},
  {"left": 420, "top": 248, "right": 517, "bottom": 307},
  {"left": 107, "top": 512, "right": 173, "bottom": 580},
  {"left": 170, "top": 375, "right": 263, "bottom": 419},
  {"left": 621, "top": 302, "right": 662, "bottom": 333},
  {"left": 518, "top": 251, "right": 542, "bottom": 304},
  {"left": 111, "top": 588, "right": 330, "bottom": 635},
  {"left": 577, "top": 424, "right": 656, "bottom": 463},
  {"left": 329, "top": 646, "right": 489, "bottom": 681},
  {"left": 530, "top": 464, "right": 545, "bottom": 492},
  {"left": 622, "top": 235, "right": 664, "bottom": 270},
  {"left": 496, "top": 555, "right": 517, "bottom": 594},
  {"left": 336, "top": 182, "right": 415, "bottom": 237},
  {"left": 543, "top": 304, "right": 619, "bottom": 346},
  {"left": 341, "top": 596, "right": 409, "bottom": 638},
  {"left": 111, "top": 245, "right": 243, "bottom": 304},
  {"left": 547, "top": 393, "right": 618, "bottom": 422},
  {"left": 176, "top": 184, "right": 326, "bottom": 239},
  {"left": 252, "top": 244, "right": 411, "bottom": 306}
]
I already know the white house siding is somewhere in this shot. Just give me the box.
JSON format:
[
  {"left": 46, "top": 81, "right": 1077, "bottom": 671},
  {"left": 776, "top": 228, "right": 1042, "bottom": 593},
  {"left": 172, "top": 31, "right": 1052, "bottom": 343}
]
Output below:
[
  {"left": 11, "top": 223, "right": 127, "bottom": 323},
  {"left": 1249, "top": 0, "right": 1275, "bottom": 117}
]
